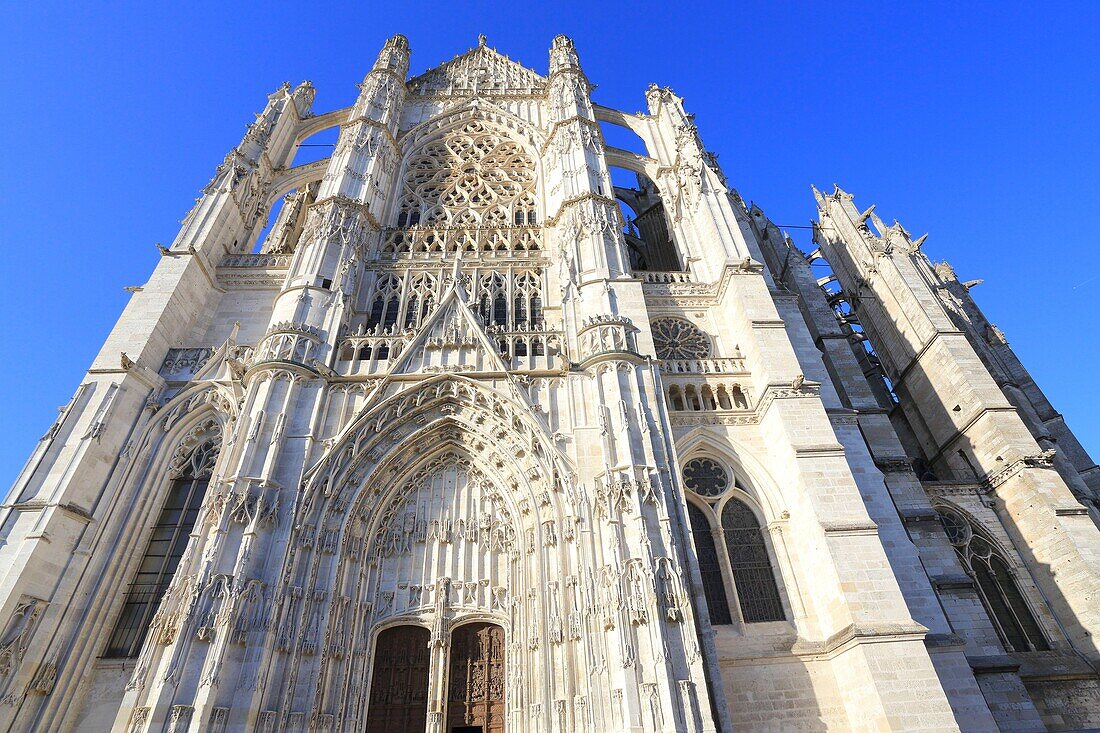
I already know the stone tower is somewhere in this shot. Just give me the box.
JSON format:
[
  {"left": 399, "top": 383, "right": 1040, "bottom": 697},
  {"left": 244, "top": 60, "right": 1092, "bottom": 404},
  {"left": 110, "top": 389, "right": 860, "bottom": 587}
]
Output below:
[{"left": 1, "top": 34, "right": 1098, "bottom": 733}]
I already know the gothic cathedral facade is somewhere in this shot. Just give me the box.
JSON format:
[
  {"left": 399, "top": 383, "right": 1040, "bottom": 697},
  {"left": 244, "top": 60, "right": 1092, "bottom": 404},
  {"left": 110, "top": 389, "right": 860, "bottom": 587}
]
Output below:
[{"left": 2, "top": 34, "right": 1100, "bottom": 733}]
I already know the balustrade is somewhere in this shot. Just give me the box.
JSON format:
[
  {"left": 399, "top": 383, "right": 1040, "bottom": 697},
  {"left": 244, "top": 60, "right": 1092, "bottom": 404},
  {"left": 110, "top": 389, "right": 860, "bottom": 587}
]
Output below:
[
  {"left": 218, "top": 253, "right": 292, "bottom": 268},
  {"left": 335, "top": 327, "right": 563, "bottom": 375},
  {"left": 658, "top": 357, "right": 747, "bottom": 374},
  {"left": 378, "top": 226, "right": 543, "bottom": 258}
]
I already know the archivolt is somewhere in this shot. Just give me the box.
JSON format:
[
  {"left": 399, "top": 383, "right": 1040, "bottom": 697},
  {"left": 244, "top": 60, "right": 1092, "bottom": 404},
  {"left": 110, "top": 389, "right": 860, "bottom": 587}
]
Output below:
[
  {"left": 303, "top": 376, "right": 574, "bottom": 514},
  {"left": 398, "top": 102, "right": 545, "bottom": 154},
  {"left": 272, "top": 377, "right": 578, "bottom": 720}
]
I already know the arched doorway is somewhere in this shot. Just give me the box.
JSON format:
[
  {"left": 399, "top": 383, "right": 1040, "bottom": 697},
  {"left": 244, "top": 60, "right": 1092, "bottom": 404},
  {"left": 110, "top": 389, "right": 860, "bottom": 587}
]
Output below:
[
  {"left": 366, "top": 625, "right": 431, "bottom": 733},
  {"left": 446, "top": 622, "right": 506, "bottom": 733}
]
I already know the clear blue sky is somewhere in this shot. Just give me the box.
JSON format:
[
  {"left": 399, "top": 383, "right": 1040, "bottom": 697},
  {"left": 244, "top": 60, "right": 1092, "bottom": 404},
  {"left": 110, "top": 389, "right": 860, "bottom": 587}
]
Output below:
[{"left": 2, "top": 2, "right": 1098, "bottom": 481}]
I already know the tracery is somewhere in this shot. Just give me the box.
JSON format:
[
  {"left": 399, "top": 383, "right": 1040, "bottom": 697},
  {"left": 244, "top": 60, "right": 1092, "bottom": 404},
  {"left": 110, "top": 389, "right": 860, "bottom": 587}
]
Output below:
[
  {"left": 652, "top": 317, "right": 711, "bottom": 360},
  {"left": 937, "top": 506, "right": 1049, "bottom": 653},
  {"left": 396, "top": 120, "right": 538, "bottom": 228},
  {"left": 682, "top": 456, "right": 786, "bottom": 624}
]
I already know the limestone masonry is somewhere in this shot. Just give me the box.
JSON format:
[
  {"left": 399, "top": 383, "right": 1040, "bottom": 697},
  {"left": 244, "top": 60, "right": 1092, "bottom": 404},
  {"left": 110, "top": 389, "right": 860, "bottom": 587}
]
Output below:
[{"left": 2, "top": 34, "right": 1099, "bottom": 732}]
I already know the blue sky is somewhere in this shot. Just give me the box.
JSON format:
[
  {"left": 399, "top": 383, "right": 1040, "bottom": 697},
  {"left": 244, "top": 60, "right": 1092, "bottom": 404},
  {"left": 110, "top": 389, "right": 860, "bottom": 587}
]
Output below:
[{"left": 2, "top": 2, "right": 1098, "bottom": 481}]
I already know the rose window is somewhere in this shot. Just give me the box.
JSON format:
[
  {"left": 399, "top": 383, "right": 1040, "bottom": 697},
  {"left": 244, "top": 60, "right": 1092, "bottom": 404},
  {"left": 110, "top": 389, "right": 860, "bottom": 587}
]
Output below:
[
  {"left": 682, "top": 457, "right": 729, "bottom": 497},
  {"left": 651, "top": 318, "right": 711, "bottom": 360},
  {"left": 397, "top": 120, "right": 537, "bottom": 227}
]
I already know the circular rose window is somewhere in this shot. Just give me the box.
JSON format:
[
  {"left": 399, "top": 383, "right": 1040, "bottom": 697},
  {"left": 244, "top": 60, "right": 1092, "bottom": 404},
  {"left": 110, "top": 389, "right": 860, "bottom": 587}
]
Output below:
[{"left": 652, "top": 318, "right": 711, "bottom": 360}]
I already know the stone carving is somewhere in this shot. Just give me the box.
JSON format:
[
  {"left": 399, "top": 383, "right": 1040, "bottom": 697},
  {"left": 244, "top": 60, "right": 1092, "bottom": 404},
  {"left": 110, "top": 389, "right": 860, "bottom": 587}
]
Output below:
[
  {"left": 651, "top": 317, "right": 711, "bottom": 360},
  {"left": 159, "top": 347, "right": 214, "bottom": 380},
  {"left": 0, "top": 597, "right": 46, "bottom": 677},
  {"left": 407, "top": 43, "right": 545, "bottom": 98},
  {"left": 396, "top": 119, "right": 537, "bottom": 228}
]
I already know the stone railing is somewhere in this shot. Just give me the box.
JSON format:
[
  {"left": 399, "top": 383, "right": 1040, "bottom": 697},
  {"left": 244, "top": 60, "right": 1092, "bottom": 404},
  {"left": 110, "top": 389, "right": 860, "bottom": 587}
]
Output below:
[
  {"left": 219, "top": 253, "right": 292, "bottom": 268},
  {"left": 640, "top": 271, "right": 693, "bottom": 284},
  {"left": 254, "top": 322, "right": 322, "bottom": 366},
  {"left": 665, "top": 379, "right": 751, "bottom": 412},
  {"left": 335, "top": 327, "right": 564, "bottom": 375},
  {"left": 658, "top": 357, "right": 747, "bottom": 375},
  {"left": 378, "top": 226, "right": 544, "bottom": 258},
  {"left": 578, "top": 315, "right": 638, "bottom": 364}
]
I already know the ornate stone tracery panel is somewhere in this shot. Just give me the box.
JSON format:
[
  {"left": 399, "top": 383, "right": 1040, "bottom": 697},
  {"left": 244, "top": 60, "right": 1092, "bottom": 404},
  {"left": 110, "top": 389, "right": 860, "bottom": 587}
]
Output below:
[
  {"left": 651, "top": 317, "right": 711, "bottom": 360},
  {"left": 398, "top": 120, "right": 537, "bottom": 227}
]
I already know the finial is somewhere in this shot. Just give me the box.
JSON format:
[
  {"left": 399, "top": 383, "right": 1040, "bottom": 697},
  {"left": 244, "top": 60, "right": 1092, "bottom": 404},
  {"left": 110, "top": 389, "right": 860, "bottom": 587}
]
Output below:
[
  {"left": 478, "top": 33, "right": 487, "bottom": 48},
  {"left": 451, "top": 248, "right": 463, "bottom": 288}
]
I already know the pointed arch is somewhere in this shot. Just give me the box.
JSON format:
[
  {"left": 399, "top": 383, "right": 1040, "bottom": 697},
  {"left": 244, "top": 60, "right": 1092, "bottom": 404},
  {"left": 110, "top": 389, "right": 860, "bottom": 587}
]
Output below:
[
  {"left": 270, "top": 376, "right": 580, "bottom": 724},
  {"left": 387, "top": 105, "right": 546, "bottom": 231},
  {"left": 675, "top": 429, "right": 787, "bottom": 519},
  {"left": 932, "top": 501, "right": 1050, "bottom": 653},
  {"left": 675, "top": 433, "right": 790, "bottom": 625},
  {"left": 96, "top": 382, "right": 238, "bottom": 667}
]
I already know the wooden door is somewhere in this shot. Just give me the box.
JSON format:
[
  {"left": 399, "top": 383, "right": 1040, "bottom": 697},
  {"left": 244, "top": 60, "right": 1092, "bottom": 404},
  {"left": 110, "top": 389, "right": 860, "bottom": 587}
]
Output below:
[
  {"left": 446, "top": 623, "right": 505, "bottom": 733},
  {"left": 366, "top": 625, "right": 430, "bottom": 733}
]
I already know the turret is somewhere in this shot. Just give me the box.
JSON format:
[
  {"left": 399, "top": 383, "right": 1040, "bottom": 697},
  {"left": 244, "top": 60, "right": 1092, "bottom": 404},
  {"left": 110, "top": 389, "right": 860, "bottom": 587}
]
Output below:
[
  {"left": 544, "top": 35, "right": 627, "bottom": 285},
  {"left": 350, "top": 33, "right": 409, "bottom": 124},
  {"left": 178, "top": 81, "right": 311, "bottom": 255}
]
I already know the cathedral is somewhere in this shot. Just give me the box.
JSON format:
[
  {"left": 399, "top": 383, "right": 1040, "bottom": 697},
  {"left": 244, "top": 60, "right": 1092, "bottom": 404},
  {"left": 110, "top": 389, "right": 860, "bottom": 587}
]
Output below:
[{"left": 3, "top": 33, "right": 1100, "bottom": 733}]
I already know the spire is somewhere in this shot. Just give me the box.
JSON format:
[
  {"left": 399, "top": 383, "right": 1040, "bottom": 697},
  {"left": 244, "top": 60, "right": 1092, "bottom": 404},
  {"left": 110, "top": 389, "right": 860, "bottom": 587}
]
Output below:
[
  {"left": 371, "top": 33, "right": 410, "bottom": 78},
  {"left": 291, "top": 80, "right": 316, "bottom": 117},
  {"left": 549, "top": 34, "right": 582, "bottom": 75}
]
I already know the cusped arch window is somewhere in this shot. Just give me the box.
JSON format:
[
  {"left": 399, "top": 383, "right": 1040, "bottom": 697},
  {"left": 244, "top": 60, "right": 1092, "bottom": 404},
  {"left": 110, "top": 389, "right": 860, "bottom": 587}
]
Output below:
[
  {"left": 681, "top": 457, "right": 786, "bottom": 624},
  {"left": 936, "top": 506, "right": 1049, "bottom": 653},
  {"left": 652, "top": 318, "right": 711, "bottom": 360},
  {"left": 105, "top": 430, "right": 220, "bottom": 658}
]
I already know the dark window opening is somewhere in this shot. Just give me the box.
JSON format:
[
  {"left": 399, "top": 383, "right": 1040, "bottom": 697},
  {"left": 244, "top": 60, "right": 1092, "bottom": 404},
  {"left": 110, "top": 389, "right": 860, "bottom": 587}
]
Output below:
[
  {"left": 514, "top": 297, "right": 528, "bottom": 327},
  {"left": 722, "top": 500, "right": 786, "bottom": 622},
  {"left": 613, "top": 168, "right": 682, "bottom": 272},
  {"left": 367, "top": 297, "right": 385, "bottom": 329},
  {"left": 688, "top": 503, "right": 732, "bottom": 624},
  {"left": 382, "top": 299, "right": 399, "bottom": 330},
  {"left": 104, "top": 441, "right": 216, "bottom": 657},
  {"left": 938, "top": 509, "right": 1049, "bottom": 653}
]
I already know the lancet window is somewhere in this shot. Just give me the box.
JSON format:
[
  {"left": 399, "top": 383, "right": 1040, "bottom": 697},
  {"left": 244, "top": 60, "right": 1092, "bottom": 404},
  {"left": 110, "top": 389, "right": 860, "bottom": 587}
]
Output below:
[
  {"left": 366, "top": 274, "right": 402, "bottom": 332},
  {"left": 104, "top": 436, "right": 219, "bottom": 658},
  {"left": 396, "top": 120, "right": 538, "bottom": 228},
  {"left": 403, "top": 273, "right": 437, "bottom": 329},
  {"left": 476, "top": 270, "right": 544, "bottom": 331},
  {"left": 936, "top": 507, "right": 1049, "bottom": 653},
  {"left": 682, "top": 457, "right": 786, "bottom": 625}
]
